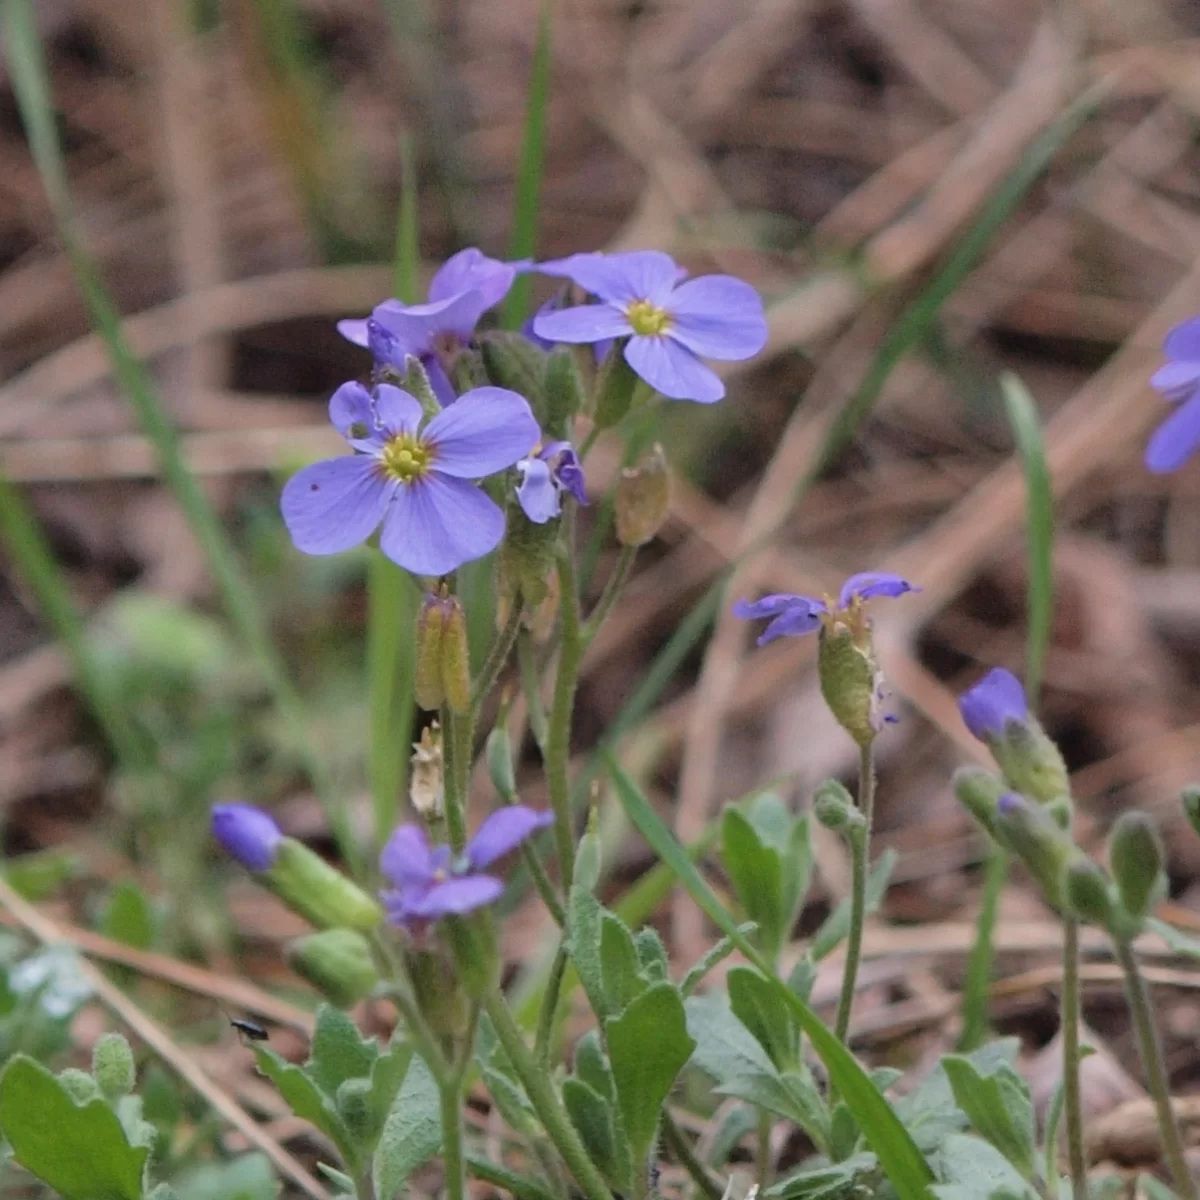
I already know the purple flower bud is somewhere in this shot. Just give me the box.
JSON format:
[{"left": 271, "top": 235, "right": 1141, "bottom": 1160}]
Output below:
[
  {"left": 212, "top": 804, "right": 283, "bottom": 871},
  {"left": 958, "top": 668, "right": 1029, "bottom": 740}
]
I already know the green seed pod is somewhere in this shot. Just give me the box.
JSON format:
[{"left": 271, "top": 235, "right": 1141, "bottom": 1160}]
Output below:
[
  {"left": 592, "top": 344, "right": 637, "bottom": 428},
  {"left": 267, "top": 839, "right": 383, "bottom": 932},
  {"left": 817, "top": 624, "right": 882, "bottom": 748},
  {"left": 615, "top": 444, "right": 670, "bottom": 548},
  {"left": 92, "top": 1033, "right": 136, "bottom": 1101},
  {"left": 439, "top": 596, "right": 471, "bottom": 714},
  {"left": 415, "top": 594, "right": 448, "bottom": 710},
  {"left": 1064, "top": 860, "right": 1117, "bottom": 929},
  {"left": 813, "top": 779, "right": 864, "bottom": 836},
  {"left": 953, "top": 768, "right": 1009, "bottom": 843},
  {"left": 58, "top": 1068, "right": 100, "bottom": 1104},
  {"left": 287, "top": 929, "right": 379, "bottom": 1009},
  {"left": 1109, "top": 811, "right": 1166, "bottom": 921}
]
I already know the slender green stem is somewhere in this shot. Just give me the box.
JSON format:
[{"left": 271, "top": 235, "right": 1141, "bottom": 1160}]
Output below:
[
  {"left": 466, "top": 1156, "right": 560, "bottom": 1200},
  {"left": 577, "top": 423, "right": 602, "bottom": 462},
  {"left": 522, "top": 844, "right": 566, "bottom": 927},
  {"left": 958, "top": 845, "right": 1010, "bottom": 1051},
  {"left": 534, "top": 942, "right": 570, "bottom": 1069},
  {"left": 1060, "top": 917, "right": 1087, "bottom": 1200},
  {"left": 354, "top": 1170, "right": 376, "bottom": 1200},
  {"left": 471, "top": 602, "right": 524, "bottom": 715},
  {"left": 517, "top": 631, "right": 549, "bottom": 752},
  {"left": 755, "top": 1107, "right": 773, "bottom": 1191},
  {"left": 546, "top": 504, "right": 583, "bottom": 890},
  {"left": 1114, "top": 937, "right": 1197, "bottom": 1199},
  {"left": 439, "top": 1080, "right": 466, "bottom": 1200},
  {"left": 582, "top": 546, "right": 637, "bottom": 648},
  {"left": 441, "top": 706, "right": 472, "bottom": 854},
  {"left": 833, "top": 743, "right": 874, "bottom": 1046},
  {"left": 661, "top": 1111, "right": 725, "bottom": 1200},
  {"left": 483, "top": 989, "right": 615, "bottom": 1200}
]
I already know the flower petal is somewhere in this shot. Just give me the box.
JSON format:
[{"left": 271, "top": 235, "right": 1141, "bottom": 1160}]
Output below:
[
  {"left": 624, "top": 335, "right": 725, "bottom": 402},
  {"left": 337, "top": 317, "right": 370, "bottom": 347},
  {"left": 281, "top": 456, "right": 390, "bottom": 555},
  {"left": 838, "top": 571, "right": 918, "bottom": 608},
  {"left": 516, "top": 457, "right": 560, "bottom": 524},
  {"left": 408, "top": 875, "right": 505, "bottom": 919},
  {"left": 373, "top": 292, "right": 491, "bottom": 356},
  {"left": 1150, "top": 361, "right": 1200, "bottom": 403},
  {"left": 958, "top": 668, "right": 1028, "bottom": 741},
  {"left": 536, "top": 250, "right": 681, "bottom": 305},
  {"left": 380, "top": 823, "right": 437, "bottom": 890},
  {"left": 666, "top": 276, "right": 768, "bottom": 360},
  {"left": 329, "top": 381, "right": 382, "bottom": 449},
  {"left": 424, "top": 387, "right": 540, "bottom": 477},
  {"left": 373, "top": 384, "right": 424, "bottom": 437},
  {"left": 429, "top": 248, "right": 519, "bottom": 310},
  {"left": 1145, "top": 392, "right": 1200, "bottom": 474},
  {"left": 732, "top": 593, "right": 818, "bottom": 620},
  {"left": 467, "top": 807, "right": 555, "bottom": 869},
  {"left": 1163, "top": 315, "right": 1200, "bottom": 363},
  {"left": 379, "top": 475, "right": 505, "bottom": 576},
  {"left": 532, "top": 302, "right": 632, "bottom": 346},
  {"left": 758, "top": 608, "right": 823, "bottom": 645},
  {"left": 211, "top": 804, "right": 282, "bottom": 871},
  {"left": 548, "top": 444, "right": 587, "bottom": 505}
]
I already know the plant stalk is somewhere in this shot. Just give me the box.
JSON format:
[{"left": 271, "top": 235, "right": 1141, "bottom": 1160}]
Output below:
[
  {"left": 1060, "top": 917, "right": 1087, "bottom": 1200},
  {"left": 833, "top": 743, "right": 875, "bottom": 1046},
  {"left": 441, "top": 705, "right": 473, "bottom": 854},
  {"left": 958, "top": 846, "right": 1010, "bottom": 1052},
  {"left": 439, "top": 1080, "right": 466, "bottom": 1200}
]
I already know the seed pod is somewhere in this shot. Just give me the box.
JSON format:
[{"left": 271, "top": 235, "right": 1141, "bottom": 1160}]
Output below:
[
  {"left": 288, "top": 929, "right": 379, "bottom": 1009},
  {"left": 439, "top": 596, "right": 471, "bottom": 714},
  {"left": 615, "top": 444, "right": 670, "bottom": 547},
  {"left": 415, "top": 593, "right": 448, "bottom": 711}
]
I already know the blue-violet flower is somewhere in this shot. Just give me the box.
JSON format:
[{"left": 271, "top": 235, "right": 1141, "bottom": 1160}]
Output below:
[
  {"left": 957, "top": 667, "right": 1028, "bottom": 741},
  {"left": 1146, "top": 315, "right": 1200, "bottom": 473},
  {"left": 531, "top": 250, "right": 767, "bottom": 403},
  {"left": 380, "top": 806, "right": 553, "bottom": 928},
  {"left": 212, "top": 803, "right": 282, "bottom": 872},
  {"left": 516, "top": 441, "right": 586, "bottom": 523},
  {"left": 282, "top": 380, "right": 539, "bottom": 577}
]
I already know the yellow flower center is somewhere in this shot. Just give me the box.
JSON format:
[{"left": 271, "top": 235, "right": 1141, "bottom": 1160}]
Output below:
[
  {"left": 626, "top": 299, "right": 672, "bottom": 337},
  {"left": 380, "top": 433, "right": 435, "bottom": 484}
]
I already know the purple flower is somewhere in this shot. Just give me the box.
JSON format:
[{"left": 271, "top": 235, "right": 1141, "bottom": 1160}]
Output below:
[
  {"left": 282, "top": 381, "right": 539, "bottom": 577},
  {"left": 1146, "top": 316, "right": 1200, "bottom": 473},
  {"left": 733, "top": 571, "right": 918, "bottom": 646},
  {"left": 516, "top": 441, "right": 587, "bottom": 523},
  {"left": 523, "top": 294, "right": 613, "bottom": 364},
  {"left": 380, "top": 806, "right": 553, "bottom": 929},
  {"left": 958, "top": 668, "right": 1029, "bottom": 741},
  {"left": 212, "top": 804, "right": 282, "bottom": 871},
  {"left": 530, "top": 250, "right": 767, "bottom": 403},
  {"left": 339, "top": 249, "right": 525, "bottom": 405}
]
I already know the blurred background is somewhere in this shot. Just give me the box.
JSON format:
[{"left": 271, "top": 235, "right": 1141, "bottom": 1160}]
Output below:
[{"left": 4, "top": 0, "right": 1200, "bottom": 1189}]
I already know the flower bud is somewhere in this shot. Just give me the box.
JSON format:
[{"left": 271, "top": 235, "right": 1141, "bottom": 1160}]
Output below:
[
  {"left": 402, "top": 355, "right": 442, "bottom": 419},
  {"left": 994, "top": 792, "right": 1078, "bottom": 910},
  {"left": 1182, "top": 785, "right": 1200, "bottom": 839},
  {"left": 211, "top": 803, "right": 282, "bottom": 871},
  {"left": 593, "top": 346, "right": 638, "bottom": 428},
  {"left": 410, "top": 723, "right": 444, "bottom": 818},
  {"left": 92, "top": 1033, "right": 135, "bottom": 1101},
  {"left": 1109, "top": 811, "right": 1166, "bottom": 922},
  {"left": 407, "top": 947, "right": 470, "bottom": 1038},
  {"left": 575, "top": 805, "right": 602, "bottom": 894},
  {"left": 615, "top": 444, "right": 670, "bottom": 548},
  {"left": 287, "top": 929, "right": 379, "bottom": 1008},
  {"left": 267, "top": 839, "right": 383, "bottom": 932},
  {"left": 439, "top": 596, "right": 471, "bottom": 714},
  {"left": 480, "top": 332, "right": 547, "bottom": 421},
  {"left": 957, "top": 669, "right": 1069, "bottom": 804},
  {"left": 953, "top": 768, "right": 1009, "bottom": 842},
  {"left": 544, "top": 347, "right": 584, "bottom": 440},
  {"left": 1065, "top": 860, "right": 1117, "bottom": 929},
  {"left": 486, "top": 724, "right": 517, "bottom": 803},
  {"left": 57, "top": 1068, "right": 99, "bottom": 1104},
  {"left": 817, "top": 624, "right": 885, "bottom": 748},
  {"left": 813, "top": 779, "right": 864, "bottom": 837},
  {"left": 499, "top": 506, "right": 557, "bottom": 609}
]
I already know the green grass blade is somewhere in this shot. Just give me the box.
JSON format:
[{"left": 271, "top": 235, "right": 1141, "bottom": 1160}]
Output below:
[
  {"left": 1001, "top": 371, "right": 1053, "bottom": 705},
  {"left": 605, "top": 752, "right": 934, "bottom": 1199},
  {"left": 499, "top": 0, "right": 552, "bottom": 329},
  {"left": 1, "top": 0, "right": 357, "bottom": 870},
  {"left": 394, "top": 132, "right": 420, "bottom": 302}
]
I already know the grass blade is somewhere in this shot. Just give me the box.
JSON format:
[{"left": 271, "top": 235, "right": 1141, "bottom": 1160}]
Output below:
[
  {"left": 1, "top": 0, "right": 357, "bottom": 870},
  {"left": 500, "top": 0, "right": 552, "bottom": 329},
  {"left": 605, "top": 752, "right": 934, "bottom": 1199}
]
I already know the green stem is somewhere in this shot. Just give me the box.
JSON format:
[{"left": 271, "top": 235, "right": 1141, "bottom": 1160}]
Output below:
[
  {"left": 755, "top": 1107, "right": 773, "bottom": 1192},
  {"left": 661, "top": 1111, "right": 725, "bottom": 1200},
  {"left": 546, "top": 504, "right": 583, "bottom": 890},
  {"left": 522, "top": 844, "right": 567, "bottom": 927},
  {"left": 439, "top": 1080, "right": 466, "bottom": 1200},
  {"left": 517, "top": 630, "right": 549, "bottom": 752},
  {"left": 1114, "top": 937, "right": 1197, "bottom": 1199},
  {"left": 441, "top": 706, "right": 473, "bottom": 854},
  {"left": 1061, "top": 917, "right": 1087, "bottom": 1200},
  {"left": 958, "top": 845, "right": 1010, "bottom": 1051},
  {"left": 368, "top": 931, "right": 451, "bottom": 1083},
  {"left": 483, "top": 988, "right": 615, "bottom": 1200},
  {"left": 471, "top": 602, "right": 524, "bottom": 715},
  {"left": 582, "top": 545, "right": 637, "bottom": 648},
  {"left": 534, "top": 941, "right": 570, "bottom": 1069},
  {"left": 833, "top": 743, "right": 874, "bottom": 1046}
]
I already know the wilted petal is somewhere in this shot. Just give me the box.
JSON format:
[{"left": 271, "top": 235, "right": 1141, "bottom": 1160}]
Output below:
[
  {"left": 424, "top": 387, "right": 539, "bottom": 477},
  {"left": 379, "top": 475, "right": 505, "bottom": 576},
  {"left": 516, "top": 457, "right": 560, "bottom": 524},
  {"left": 666, "top": 276, "right": 768, "bottom": 360},
  {"left": 958, "top": 667, "right": 1028, "bottom": 741},
  {"left": 1146, "top": 392, "right": 1200, "bottom": 474},
  {"left": 429, "top": 248, "right": 518, "bottom": 310},
  {"left": 838, "top": 571, "right": 918, "bottom": 608},
  {"left": 211, "top": 804, "right": 282, "bottom": 871},
  {"left": 380, "top": 823, "right": 437, "bottom": 890},
  {"left": 373, "top": 384, "right": 424, "bottom": 438},
  {"left": 409, "top": 874, "right": 505, "bottom": 919},
  {"left": 537, "top": 250, "right": 680, "bottom": 305},
  {"left": 625, "top": 336, "right": 723, "bottom": 402},
  {"left": 467, "top": 806, "right": 555, "bottom": 869},
  {"left": 532, "top": 303, "right": 631, "bottom": 346},
  {"left": 281, "top": 456, "right": 390, "bottom": 555},
  {"left": 1163, "top": 315, "right": 1200, "bottom": 363},
  {"left": 1150, "top": 361, "right": 1200, "bottom": 403}
]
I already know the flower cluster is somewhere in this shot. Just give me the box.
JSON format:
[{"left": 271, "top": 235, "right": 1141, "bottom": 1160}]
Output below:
[{"left": 280, "top": 246, "right": 767, "bottom": 578}]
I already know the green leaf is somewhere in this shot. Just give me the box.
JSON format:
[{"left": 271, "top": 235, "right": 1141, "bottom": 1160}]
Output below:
[
  {"left": 941, "top": 1057, "right": 1035, "bottom": 1181},
  {"left": 309, "top": 1005, "right": 379, "bottom": 1098},
  {"left": 932, "top": 1134, "right": 1037, "bottom": 1199},
  {"left": 567, "top": 886, "right": 609, "bottom": 1019},
  {"left": 811, "top": 850, "right": 897, "bottom": 961},
  {"left": 607, "top": 752, "right": 935, "bottom": 1198},
  {"left": 780, "top": 814, "right": 814, "bottom": 942},
  {"left": 606, "top": 982, "right": 695, "bottom": 1163},
  {"left": 573, "top": 1031, "right": 615, "bottom": 1103},
  {"left": 252, "top": 1044, "right": 353, "bottom": 1166},
  {"left": 600, "top": 914, "right": 648, "bottom": 1016},
  {"left": 722, "top": 808, "right": 785, "bottom": 957},
  {"left": 0, "top": 1055, "right": 148, "bottom": 1200},
  {"left": 373, "top": 1054, "right": 442, "bottom": 1200},
  {"left": 1147, "top": 917, "right": 1200, "bottom": 959},
  {"left": 729, "top": 965, "right": 798, "bottom": 1071},
  {"left": 101, "top": 881, "right": 155, "bottom": 950},
  {"left": 768, "top": 1151, "right": 878, "bottom": 1199},
  {"left": 174, "top": 1153, "right": 281, "bottom": 1200},
  {"left": 633, "top": 927, "right": 669, "bottom": 982},
  {"left": 563, "top": 1078, "right": 620, "bottom": 1185},
  {"left": 362, "top": 1042, "right": 413, "bottom": 1155}
]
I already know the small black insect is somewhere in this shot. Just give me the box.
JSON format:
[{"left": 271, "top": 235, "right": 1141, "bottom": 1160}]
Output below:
[{"left": 229, "top": 1017, "right": 269, "bottom": 1042}]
